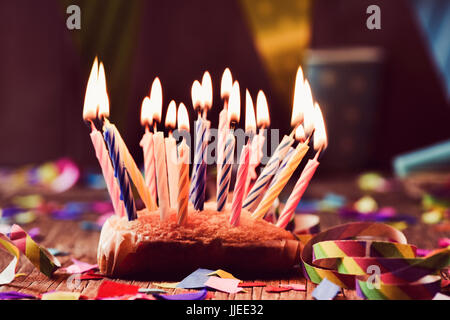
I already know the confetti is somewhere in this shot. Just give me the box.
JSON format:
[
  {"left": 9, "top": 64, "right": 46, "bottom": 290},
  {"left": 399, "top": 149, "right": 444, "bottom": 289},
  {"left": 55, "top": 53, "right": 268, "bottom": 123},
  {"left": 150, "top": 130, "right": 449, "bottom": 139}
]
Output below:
[
  {"left": 27, "top": 227, "right": 40, "bottom": 240},
  {"left": 47, "top": 248, "right": 69, "bottom": 256},
  {"left": 138, "top": 288, "right": 167, "bottom": 294},
  {"left": 80, "top": 221, "right": 102, "bottom": 231},
  {"left": 177, "top": 268, "right": 214, "bottom": 289},
  {"left": 354, "top": 195, "right": 378, "bottom": 213},
  {"left": 312, "top": 278, "right": 341, "bottom": 300},
  {"left": 50, "top": 158, "right": 80, "bottom": 193},
  {"left": 0, "top": 291, "right": 36, "bottom": 300},
  {"left": 12, "top": 195, "right": 43, "bottom": 210},
  {"left": 432, "top": 293, "right": 450, "bottom": 300},
  {"left": 41, "top": 291, "right": 81, "bottom": 300},
  {"left": 438, "top": 238, "right": 450, "bottom": 248},
  {"left": 154, "top": 289, "right": 208, "bottom": 300},
  {"left": 204, "top": 277, "right": 242, "bottom": 294},
  {"left": 78, "top": 272, "right": 105, "bottom": 280},
  {"left": 0, "top": 234, "right": 19, "bottom": 285},
  {"left": 238, "top": 282, "right": 266, "bottom": 287},
  {"left": 280, "top": 283, "right": 306, "bottom": 291},
  {"left": 96, "top": 280, "right": 139, "bottom": 299},
  {"left": 207, "top": 269, "right": 239, "bottom": 280},
  {"left": 153, "top": 282, "right": 179, "bottom": 289},
  {"left": 265, "top": 285, "right": 292, "bottom": 293},
  {"left": 64, "top": 258, "right": 98, "bottom": 274},
  {"left": 422, "top": 210, "right": 443, "bottom": 224},
  {"left": 357, "top": 172, "right": 389, "bottom": 192}
]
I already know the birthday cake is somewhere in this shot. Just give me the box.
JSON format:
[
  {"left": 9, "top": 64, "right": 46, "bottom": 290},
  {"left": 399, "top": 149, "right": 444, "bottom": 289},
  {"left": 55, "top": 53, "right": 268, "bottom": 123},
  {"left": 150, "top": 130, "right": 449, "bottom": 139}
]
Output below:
[{"left": 97, "top": 204, "right": 302, "bottom": 278}]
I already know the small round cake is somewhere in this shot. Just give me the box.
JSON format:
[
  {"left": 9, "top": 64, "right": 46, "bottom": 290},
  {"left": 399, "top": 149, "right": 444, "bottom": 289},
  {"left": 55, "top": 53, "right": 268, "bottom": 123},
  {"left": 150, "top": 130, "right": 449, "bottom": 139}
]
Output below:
[{"left": 98, "top": 204, "right": 301, "bottom": 279}]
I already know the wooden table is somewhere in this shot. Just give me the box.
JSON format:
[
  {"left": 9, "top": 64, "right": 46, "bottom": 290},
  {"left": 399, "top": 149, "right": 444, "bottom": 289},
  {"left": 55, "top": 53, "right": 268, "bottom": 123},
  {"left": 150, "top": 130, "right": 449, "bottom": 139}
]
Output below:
[{"left": 1, "top": 175, "right": 448, "bottom": 299}]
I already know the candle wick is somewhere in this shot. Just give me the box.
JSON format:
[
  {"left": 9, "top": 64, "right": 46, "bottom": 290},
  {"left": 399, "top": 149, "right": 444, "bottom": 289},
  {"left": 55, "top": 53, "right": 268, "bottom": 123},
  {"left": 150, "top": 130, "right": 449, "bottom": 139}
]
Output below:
[{"left": 289, "top": 123, "right": 300, "bottom": 138}]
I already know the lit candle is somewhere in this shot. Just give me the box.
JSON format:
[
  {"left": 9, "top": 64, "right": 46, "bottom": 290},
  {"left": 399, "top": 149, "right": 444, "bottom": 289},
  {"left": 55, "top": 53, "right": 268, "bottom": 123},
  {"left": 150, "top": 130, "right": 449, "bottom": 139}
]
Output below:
[
  {"left": 250, "top": 66, "right": 311, "bottom": 220},
  {"left": 150, "top": 78, "right": 170, "bottom": 220},
  {"left": 139, "top": 96, "right": 157, "bottom": 204},
  {"left": 82, "top": 58, "right": 126, "bottom": 218},
  {"left": 102, "top": 76, "right": 158, "bottom": 211},
  {"left": 165, "top": 100, "right": 178, "bottom": 209},
  {"left": 217, "top": 68, "right": 232, "bottom": 188},
  {"left": 230, "top": 87, "right": 254, "bottom": 227},
  {"left": 177, "top": 103, "right": 190, "bottom": 225},
  {"left": 242, "top": 66, "right": 307, "bottom": 212},
  {"left": 245, "top": 90, "right": 269, "bottom": 196},
  {"left": 190, "top": 74, "right": 211, "bottom": 211},
  {"left": 216, "top": 81, "right": 239, "bottom": 211},
  {"left": 277, "top": 103, "right": 327, "bottom": 228}
]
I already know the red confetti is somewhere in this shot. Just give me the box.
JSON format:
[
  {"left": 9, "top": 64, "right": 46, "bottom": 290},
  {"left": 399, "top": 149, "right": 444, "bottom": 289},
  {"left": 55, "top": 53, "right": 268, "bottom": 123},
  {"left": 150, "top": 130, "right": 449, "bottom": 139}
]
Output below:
[
  {"left": 441, "top": 279, "right": 450, "bottom": 288},
  {"left": 238, "top": 282, "right": 266, "bottom": 288},
  {"left": 265, "top": 285, "right": 292, "bottom": 293},
  {"left": 79, "top": 272, "right": 105, "bottom": 280},
  {"left": 96, "top": 280, "right": 139, "bottom": 299}
]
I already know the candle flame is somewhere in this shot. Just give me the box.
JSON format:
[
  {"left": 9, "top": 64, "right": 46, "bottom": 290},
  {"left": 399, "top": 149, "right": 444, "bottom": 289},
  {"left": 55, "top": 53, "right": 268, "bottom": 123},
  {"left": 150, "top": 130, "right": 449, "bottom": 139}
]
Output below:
[
  {"left": 177, "top": 102, "right": 190, "bottom": 132},
  {"left": 202, "top": 71, "right": 213, "bottom": 110},
  {"left": 97, "top": 62, "right": 110, "bottom": 119},
  {"left": 245, "top": 90, "right": 256, "bottom": 134},
  {"left": 82, "top": 58, "right": 99, "bottom": 121},
  {"left": 295, "top": 125, "right": 306, "bottom": 142},
  {"left": 256, "top": 90, "right": 270, "bottom": 128},
  {"left": 191, "top": 80, "right": 203, "bottom": 111},
  {"left": 140, "top": 96, "right": 153, "bottom": 126},
  {"left": 228, "top": 81, "right": 240, "bottom": 123},
  {"left": 150, "top": 77, "right": 162, "bottom": 123},
  {"left": 82, "top": 58, "right": 110, "bottom": 122},
  {"left": 165, "top": 100, "right": 177, "bottom": 129},
  {"left": 313, "top": 103, "right": 328, "bottom": 151},
  {"left": 303, "top": 80, "right": 315, "bottom": 138},
  {"left": 221, "top": 68, "right": 233, "bottom": 100},
  {"left": 291, "top": 66, "right": 305, "bottom": 127}
]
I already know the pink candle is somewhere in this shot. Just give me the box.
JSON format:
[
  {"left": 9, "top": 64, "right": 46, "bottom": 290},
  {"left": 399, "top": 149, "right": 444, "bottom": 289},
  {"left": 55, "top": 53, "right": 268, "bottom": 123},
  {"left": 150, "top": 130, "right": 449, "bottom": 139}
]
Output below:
[
  {"left": 276, "top": 158, "right": 319, "bottom": 228},
  {"left": 139, "top": 127, "right": 157, "bottom": 203},
  {"left": 230, "top": 144, "right": 250, "bottom": 227},
  {"left": 89, "top": 124, "right": 126, "bottom": 217}
]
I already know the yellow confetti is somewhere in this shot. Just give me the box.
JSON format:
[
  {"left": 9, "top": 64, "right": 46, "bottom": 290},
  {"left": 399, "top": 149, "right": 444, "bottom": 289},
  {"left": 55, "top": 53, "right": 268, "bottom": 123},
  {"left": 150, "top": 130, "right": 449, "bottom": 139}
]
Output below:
[
  {"left": 354, "top": 195, "right": 378, "bottom": 213},
  {"left": 14, "top": 211, "right": 37, "bottom": 224},
  {"left": 153, "top": 282, "right": 179, "bottom": 289},
  {"left": 12, "top": 195, "right": 43, "bottom": 209},
  {"left": 208, "top": 269, "right": 240, "bottom": 281},
  {"left": 386, "top": 221, "right": 408, "bottom": 231},
  {"left": 14, "top": 273, "right": 27, "bottom": 278},
  {"left": 41, "top": 291, "right": 81, "bottom": 300},
  {"left": 422, "top": 210, "right": 443, "bottom": 225}
]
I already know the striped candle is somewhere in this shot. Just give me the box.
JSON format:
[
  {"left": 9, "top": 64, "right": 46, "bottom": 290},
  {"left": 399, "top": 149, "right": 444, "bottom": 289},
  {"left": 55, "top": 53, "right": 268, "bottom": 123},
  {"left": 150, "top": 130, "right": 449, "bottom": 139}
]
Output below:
[
  {"left": 268, "top": 147, "right": 295, "bottom": 188},
  {"left": 103, "top": 127, "right": 137, "bottom": 221},
  {"left": 177, "top": 139, "right": 190, "bottom": 225},
  {"left": 139, "top": 128, "right": 157, "bottom": 203},
  {"left": 190, "top": 117, "right": 208, "bottom": 210},
  {"left": 216, "top": 132, "right": 235, "bottom": 211},
  {"left": 153, "top": 131, "right": 170, "bottom": 220},
  {"left": 251, "top": 141, "right": 309, "bottom": 220},
  {"left": 216, "top": 107, "right": 229, "bottom": 188},
  {"left": 244, "top": 132, "right": 265, "bottom": 197},
  {"left": 89, "top": 126, "right": 126, "bottom": 218},
  {"left": 230, "top": 144, "right": 250, "bottom": 226},
  {"left": 276, "top": 158, "right": 320, "bottom": 228},
  {"left": 243, "top": 135, "right": 294, "bottom": 211},
  {"left": 105, "top": 121, "right": 157, "bottom": 211}
]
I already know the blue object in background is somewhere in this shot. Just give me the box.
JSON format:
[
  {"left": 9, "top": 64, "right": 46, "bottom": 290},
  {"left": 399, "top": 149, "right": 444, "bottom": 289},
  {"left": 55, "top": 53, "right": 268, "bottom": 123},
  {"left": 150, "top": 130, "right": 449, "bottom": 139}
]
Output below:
[
  {"left": 410, "top": 0, "right": 450, "bottom": 97},
  {"left": 393, "top": 139, "right": 450, "bottom": 177}
]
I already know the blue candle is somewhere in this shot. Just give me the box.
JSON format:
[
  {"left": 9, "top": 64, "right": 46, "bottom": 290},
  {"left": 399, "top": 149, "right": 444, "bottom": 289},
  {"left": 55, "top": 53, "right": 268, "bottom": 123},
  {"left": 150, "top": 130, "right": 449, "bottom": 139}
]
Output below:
[
  {"left": 104, "top": 126, "right": 137, "bottom": 220},
  {"left": 190, "top": 117, "right": 208, "bottom": 210}
]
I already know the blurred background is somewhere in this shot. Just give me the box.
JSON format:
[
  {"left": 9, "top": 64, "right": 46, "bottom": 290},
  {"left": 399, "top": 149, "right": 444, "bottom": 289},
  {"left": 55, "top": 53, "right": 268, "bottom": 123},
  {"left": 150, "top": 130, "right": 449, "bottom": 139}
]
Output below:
[{"left": 0, "top": 0, "right": 449, "bottom": 175}]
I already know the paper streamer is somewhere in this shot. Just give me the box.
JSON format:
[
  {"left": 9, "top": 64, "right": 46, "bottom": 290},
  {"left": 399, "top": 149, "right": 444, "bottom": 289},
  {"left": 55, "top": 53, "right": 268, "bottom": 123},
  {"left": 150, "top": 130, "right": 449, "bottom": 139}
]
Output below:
[
  {"left": 8, "top": 224, "right": 61, "bottom": 277},
  {"left": 0, "top": 233, "right": 20, "bottom": 285},
  {"left": 301, "top": 222, "right": 450, "bottom": 300}
]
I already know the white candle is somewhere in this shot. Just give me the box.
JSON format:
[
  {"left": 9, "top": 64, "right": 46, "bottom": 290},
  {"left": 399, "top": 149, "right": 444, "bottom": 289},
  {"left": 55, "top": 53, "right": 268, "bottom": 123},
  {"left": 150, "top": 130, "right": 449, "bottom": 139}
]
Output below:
[{"left": 165, "top": 100, "right": 179, "bottom": 209}]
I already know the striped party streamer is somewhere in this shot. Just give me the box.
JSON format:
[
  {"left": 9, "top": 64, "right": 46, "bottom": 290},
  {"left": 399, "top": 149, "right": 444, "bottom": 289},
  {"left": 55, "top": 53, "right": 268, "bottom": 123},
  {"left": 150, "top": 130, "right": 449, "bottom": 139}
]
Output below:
[
  {"left": 251, "top": 142, "right": 309, "bottom": 220},
  {"left": 139, "top": 130, "right": 157, "bottom": 204},
  {"left": 276, "top": 158, "right": 319, "bottom": 228},
  {"left": 104, "top": 127, "right": 137, "bottom": 221},
  {"left": 230, "top": 144, "right": 250, "bottom": 226},
  {"left": 90, "top": 127, "right": 126, "bottom": 218},
  {"left": 0, "top": 233, "right": 20, "bottom": 285},
  {"left": 216, "top": 133, "right": 235, "bottom": 211},
  {"left": 243, "top": 135, "right": 294, "bottom": 211},
  {"left": 9, "top": 225, "right": 61, "bottom": 277},
  {"left": 301, "top": 222, "right": 450, "bottom": 299}
]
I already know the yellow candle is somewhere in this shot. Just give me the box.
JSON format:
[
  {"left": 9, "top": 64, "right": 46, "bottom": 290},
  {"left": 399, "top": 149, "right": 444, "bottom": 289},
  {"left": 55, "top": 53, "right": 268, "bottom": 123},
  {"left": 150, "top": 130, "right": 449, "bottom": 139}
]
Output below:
[
  {"left": 251, "top": 141, "right": 309, "bottom": 220},
  {"left": 177, "top": 103, "right": 190, "bottom": 225}
]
